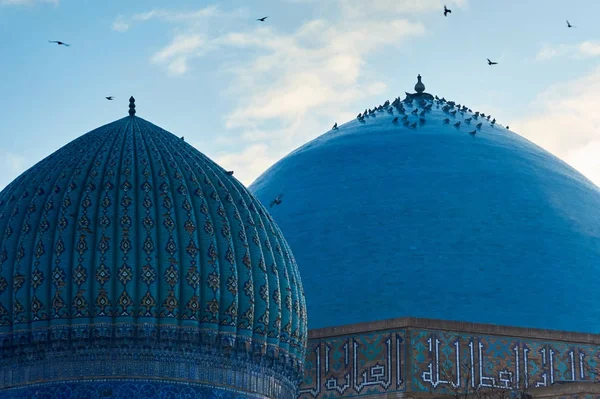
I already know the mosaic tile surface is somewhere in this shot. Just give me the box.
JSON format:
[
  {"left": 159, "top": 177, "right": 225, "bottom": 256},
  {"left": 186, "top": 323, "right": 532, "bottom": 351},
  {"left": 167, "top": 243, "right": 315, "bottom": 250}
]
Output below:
[
  {"left": 298, "top": 330, "right": 406, "bottom": 398},
  {"left": 412, "top": 330, "right": 600, "bottom": 393},
  {"left": 299, "top": 328, "right": 600, "bottom": 398},
  {"left": 0, "top": 380, "right": 267, "bottom": 399},
  {"left": 0, "top": 108, "right": 306, "bottom": 398}
]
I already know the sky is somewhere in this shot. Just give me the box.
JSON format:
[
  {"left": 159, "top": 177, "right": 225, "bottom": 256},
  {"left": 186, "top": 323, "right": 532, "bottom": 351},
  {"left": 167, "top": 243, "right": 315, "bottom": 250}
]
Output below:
[{"left": 1, "top": 0, "right": 600, "bottom": 190}]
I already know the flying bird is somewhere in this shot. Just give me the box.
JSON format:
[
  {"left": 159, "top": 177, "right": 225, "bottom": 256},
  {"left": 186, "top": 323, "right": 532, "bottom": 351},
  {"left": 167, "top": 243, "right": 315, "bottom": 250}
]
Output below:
[
  {"left": 567, "top": 20, "right": 575, "bottom": 28},
  {"left": 270, "top": 194, "right": 283, "bottom": 208},
  {"left": 257, "top": 16, "right": 268, "bottom": 22},
  {"left": 487, "top": 58, "right": 498, "bottom": 65},
  {"left": 444, "top": 5, "right": 451, "bottom": 16},
  {"left": 48, "top": 40, "right": 70, "bottom": 46},
  {"left": 105, "top": 96, "right": 114, "bottom": 101}
]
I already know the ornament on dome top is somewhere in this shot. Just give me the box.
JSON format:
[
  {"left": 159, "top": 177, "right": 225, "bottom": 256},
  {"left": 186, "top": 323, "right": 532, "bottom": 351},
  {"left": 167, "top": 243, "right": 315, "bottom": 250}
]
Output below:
[
  {"left": 128, "top": 96, "right": 136, "bottom": 116},
  {"left": 415, "top": 74, "right": 425, "bottom": 93},
  {"left": 405, "top": 74, "right": 434, "bottom": 101}
]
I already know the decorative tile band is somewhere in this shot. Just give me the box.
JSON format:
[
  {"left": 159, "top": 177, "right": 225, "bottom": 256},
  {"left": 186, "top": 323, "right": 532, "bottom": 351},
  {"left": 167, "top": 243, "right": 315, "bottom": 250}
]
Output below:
[
  {"left": 0, "top": 379, "right": 269, "bottom": 398},
  {"left": 412, "top": 329, "right": 600, "bottom": 393},
  {"left": 1, "top": 346, "right": 299, "bottom": 399},
  {"left": 298, "top": 329, "right": 406, "bottom": 398},
  {"left": 298, "top": 327, "right": 600, "bottom": 398}
]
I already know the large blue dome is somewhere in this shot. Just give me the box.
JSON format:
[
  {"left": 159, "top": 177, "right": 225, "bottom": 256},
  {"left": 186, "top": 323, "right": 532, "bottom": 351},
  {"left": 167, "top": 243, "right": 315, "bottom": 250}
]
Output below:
[
  {"left": 0, "top": 99, "right": 307, "bottom": 398},
  {"left": 250, "top": 90, "right": 600, "bottom": 333}
]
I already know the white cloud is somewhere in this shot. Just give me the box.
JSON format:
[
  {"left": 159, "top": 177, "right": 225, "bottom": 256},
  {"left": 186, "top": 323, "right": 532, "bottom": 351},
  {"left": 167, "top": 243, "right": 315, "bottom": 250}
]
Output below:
[
  {"left": 111, "top": 6, "right": 220, "bottom": 32},
  {"left": 535, "top": 43, "right": 570, "bottom": 61},
  {"left": 205, "top": 116, "right": 330, "bottom": 186},
  {"left": 125, "top": 0, "right": 468, "bottom": 182},
  {"left": 0, "top": 0, "right": 57, "bottom": 5},
  {"left": 132, "top": 6, "right": 219, "bottom": 23},
  {"left": 220, "top": 18, "right": 425, "bottom": 131},
  {"left": 214, "top": 0, "right": 455, "bottom": 183},
  {"left": 151, "top": 35, "right": 209, "bottom": 76},
  {"left": 114, "top": 6, "right": 223, "bottom": 74},
  {"left": 512, "top": 67, "right": 600, "bottom": 187},
  {"left": 212, "top": 144, "right": 287, "bottom": 187},
  {"left": 579, "top": 41, "right": 600, "bottom": 57},
  {"left": 111, "top": 16, "right": 129, "bottom": 32},
  {"left": 536, "top": 41, "right": 600, "bottom": 61}
]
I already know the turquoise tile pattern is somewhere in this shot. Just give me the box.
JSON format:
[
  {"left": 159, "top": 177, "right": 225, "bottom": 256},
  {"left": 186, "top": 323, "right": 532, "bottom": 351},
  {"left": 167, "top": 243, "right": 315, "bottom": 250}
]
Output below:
[
  {"left": 298, "top": 330, "right": 406, "bottom": 398},
  {"left": 411, "top": 329, "right": 600, "bottom": 393},
  {"left": 0, "top": 103, "right": 307, "bottom": 398},
  {"left": 297, "top": 328, "right": 600, "bottom": 398},
  {"left": 0, "top": 380, "right": 268, "bottom": 399}
]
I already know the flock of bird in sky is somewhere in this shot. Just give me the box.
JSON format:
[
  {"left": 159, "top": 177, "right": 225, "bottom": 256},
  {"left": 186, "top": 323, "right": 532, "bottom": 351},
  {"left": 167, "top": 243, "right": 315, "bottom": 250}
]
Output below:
[
  {"left": 46, "top": 5, "right": 579, "bottom": 101},
  {"left": 44, "top": 5, "right": 579, "bottom": 208}
]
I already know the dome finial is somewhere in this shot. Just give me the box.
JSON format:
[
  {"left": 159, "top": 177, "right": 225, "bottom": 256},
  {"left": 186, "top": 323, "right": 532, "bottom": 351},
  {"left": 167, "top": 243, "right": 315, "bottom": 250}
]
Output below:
[
  {"left": 128, "top": 96, "right": 136, "bottom": 116},
  {"left": 404, "top": 74, "right": 433, "bottom": 101},
  {"left": 414, "top": 74, "right": 425, "bottom": 93}
]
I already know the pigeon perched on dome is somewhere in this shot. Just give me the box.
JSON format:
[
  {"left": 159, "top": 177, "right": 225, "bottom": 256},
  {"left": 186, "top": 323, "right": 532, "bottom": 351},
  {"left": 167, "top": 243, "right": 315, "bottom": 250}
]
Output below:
[{"left": 250, "top": 74, "right": 600, "bottom": 334}]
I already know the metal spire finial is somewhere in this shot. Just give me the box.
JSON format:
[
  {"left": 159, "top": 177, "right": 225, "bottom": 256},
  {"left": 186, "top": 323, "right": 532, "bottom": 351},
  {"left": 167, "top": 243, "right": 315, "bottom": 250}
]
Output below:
[
  {"left": 414, "top": 74, "right": 425, "bottom": 94},
  {"left": 129, "top": 96, "right": 136, "bottom": 116},
  {"left": 404, "top": 74, "right": 433, "bottom": 101}
]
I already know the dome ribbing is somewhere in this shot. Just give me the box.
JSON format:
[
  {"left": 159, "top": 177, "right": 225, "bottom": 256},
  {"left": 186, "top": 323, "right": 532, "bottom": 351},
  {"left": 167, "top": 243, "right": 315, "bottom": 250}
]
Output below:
[{"left": 0, "top": 112, "right": 307, "bottom": 398}]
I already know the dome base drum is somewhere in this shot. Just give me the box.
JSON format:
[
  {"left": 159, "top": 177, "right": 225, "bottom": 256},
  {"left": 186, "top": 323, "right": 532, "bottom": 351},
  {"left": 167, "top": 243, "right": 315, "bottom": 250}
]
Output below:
[{"left": 0, "top": 380, "right": 273, "bottom": 399}]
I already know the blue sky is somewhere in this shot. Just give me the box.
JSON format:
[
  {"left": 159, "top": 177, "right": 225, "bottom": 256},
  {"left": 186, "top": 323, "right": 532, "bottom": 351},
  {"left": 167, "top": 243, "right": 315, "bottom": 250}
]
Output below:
[{"left": 1, "top": 0, "right": 600, "bottom": 189}]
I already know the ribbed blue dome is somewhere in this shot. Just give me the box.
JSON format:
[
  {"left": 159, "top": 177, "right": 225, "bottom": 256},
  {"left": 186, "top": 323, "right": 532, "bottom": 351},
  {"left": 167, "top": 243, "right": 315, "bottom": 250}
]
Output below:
[
  {"left": 250, "top": 95, "right": 600, "bottom": 333},
  {"left": 0, "top": 106, "right": 307, "bottom": 398}
]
